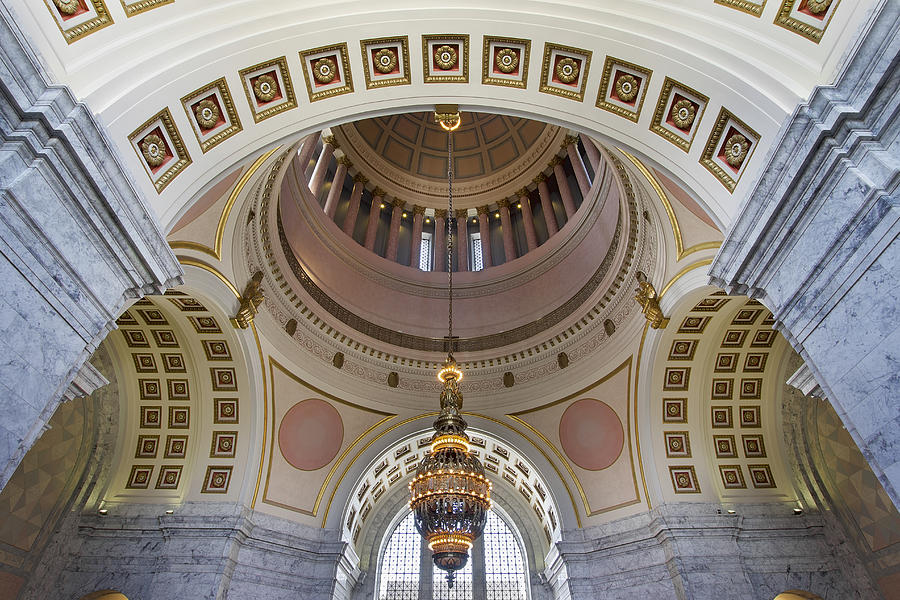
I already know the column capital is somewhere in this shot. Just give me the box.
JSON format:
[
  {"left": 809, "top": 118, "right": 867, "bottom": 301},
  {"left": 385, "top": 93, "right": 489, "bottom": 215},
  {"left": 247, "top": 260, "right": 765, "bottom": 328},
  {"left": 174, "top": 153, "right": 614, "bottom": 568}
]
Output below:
[
  {"left": 516, "top": 187, "right": 530, "bottom": 198},
  {"left": 549, "top": 155, "right": 563, "bottom": 167},
  {"left": 533, "top": 172, "right": 548, "bottom": 184},
  {"left": 413, "top": 204, "right": 426, "bottom": 215},
  {"left": 562, "top": 134, "right": 580, "bottom": 148},
  {"left": 337, "top": 155, "right": 353, "bottom": 167},
  {"left": 496, "top": 198, "right": 510, "bottom": 209},
  {"left": 476, "top": 205, "right": 490, "bottom": 216},
  {"left": 391, "top": 197, "right": 405, "bottom": 208},
  {"left": 322, "top": 135, "right": 338, "bottom": 148},
  {"left": 455, "top": 208, "right": 468, "bottom": 219},
  {"left": 434, "top": 209, "right": 448, "bottom": 219},
  {"left": 353, "top": 173, "right": 368, "bottom": 184},
  {"left": 372, "top": 187, "right": 386, "bottom": 198}
]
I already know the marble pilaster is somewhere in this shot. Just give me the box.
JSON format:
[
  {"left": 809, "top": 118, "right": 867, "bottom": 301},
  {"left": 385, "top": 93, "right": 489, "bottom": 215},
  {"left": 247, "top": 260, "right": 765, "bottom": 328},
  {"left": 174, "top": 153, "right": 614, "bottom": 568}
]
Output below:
[
  {"left": 342, "top": 174, "right": 367, "bottom": 237},
  {"left": 324, "top": 156, "right": 351, "bottom": 219},
  {"left": 476, "top": 206, "right": 493, "bottom": 268},
  {"left": 386, "top": 198, "right": 404, "bottom": 261},
  {"left": 517, "top": 189, "right": 538, "bottom": 252},
  {"left": 308, "top": 135, "right": 337, "bottom": 197},
  {"left": 497, "top": 199, "right": 517, "bottom": 263},
  {"left": 365, "top": 189, "right": 385, "bottom": 251},
  {"left": 455, "top": 209, "right": 469, "bottom": 272},
  {"left": 564, "top": 135, "right": 591, "bottom": 196},
  {"left": 434, "top": 209, "right": 447, "bottom": 273},
  {"left": 535, "top": 173, "right": 559, "bottom": 236},
  {"left": 709, "top": 1, "right": 900, "bottom": 510},
  {"left": 552, "top": 156, "right": 577, "bottom": 219},
  {"left": 410, "top": 206, "right": 425, "bottom": 269},
  {"left": 0, "top": 7, "right": 182, "bottom": 492}
]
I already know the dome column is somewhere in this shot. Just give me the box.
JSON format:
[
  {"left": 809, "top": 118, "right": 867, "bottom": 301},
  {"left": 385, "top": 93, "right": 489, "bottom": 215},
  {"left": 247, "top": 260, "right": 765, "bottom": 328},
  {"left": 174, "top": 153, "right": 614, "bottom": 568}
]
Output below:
[
  {"left": 410, "top": 205, "right": 425, "bottom": 269},
  {"left": 386, "top": 198, "right": 405, "bottom": 261},
  {"left": 551, "top": 156, "right": 577, "bottom": 219},
  {"left": 535, "top": 173, "right": 559, "bottom": 235},
  {"left": 581, "top": 133, "right": 602, "bottom": 175},
  {"left": 296, "top": 132, "right": 321, "bottom": 182},
  {"left": 364, "top": 188, "right": 385, "bottom": 251},
  {"left": 517, "top": 189, "right": 538, "bottom": 251},
  {"left": 434, "top": 209, "right": 447, "bottom": 272},
  {"left": 324, "top": 156, "right": 351, "bottom": 219},
  {"left": 342, "top": 173, "right": 367, "bottom": 237},
  {"left": 497, "top": 198, "right": 517, "bottom": 262},
  {"left": 564, "top": 135, "right": 591, "bottom": 196},
  {"left": 455, "top": 209, "right": 469, "bottom": 272},
  {"left": 309, "top": 135, "right": 337, "bottom": 197},
  {"left": 476, "top": 206, "right": 493, "bottom": 268}
]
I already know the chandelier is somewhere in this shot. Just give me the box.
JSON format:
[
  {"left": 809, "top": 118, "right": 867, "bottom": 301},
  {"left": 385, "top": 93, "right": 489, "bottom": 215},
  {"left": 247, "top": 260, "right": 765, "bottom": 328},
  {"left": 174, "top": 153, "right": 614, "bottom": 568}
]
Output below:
[{"left": 408, "top": 108, "right": 492, "bottom": 588}]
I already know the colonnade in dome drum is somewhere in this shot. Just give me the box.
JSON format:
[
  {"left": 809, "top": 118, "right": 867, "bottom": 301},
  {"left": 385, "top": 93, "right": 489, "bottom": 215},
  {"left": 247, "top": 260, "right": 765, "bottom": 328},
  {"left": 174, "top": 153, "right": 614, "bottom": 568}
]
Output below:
[{"left": 296, "top": 132, "right": 601, "bottom": 272}]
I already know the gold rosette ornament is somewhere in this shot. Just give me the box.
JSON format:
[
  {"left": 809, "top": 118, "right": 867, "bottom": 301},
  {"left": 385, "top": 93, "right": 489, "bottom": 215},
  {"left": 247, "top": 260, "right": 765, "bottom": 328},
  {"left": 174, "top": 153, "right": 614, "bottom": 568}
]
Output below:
[
  {"left": 374, "top": 48, "right": 398, "bottom": 74},
  {"left": 555, "top": 57, "right": 580, "bottom": 84},
  {"left": 194, "top": 99, "right": 220, "bottom": 130},
  {"left": 615, "top": 73, "right": 639, "bottom": 102},
  {"left": 671, "top": 99, "right": 696, "bottom": 130},
  {"left": 313, "top": 57, "right": 337, "bottom": 84},
  {"left": 434, "top": 45, "right": 458, "bottom": 70},
  {"left": 140, "top": 134, "right": 166, "bottom": 168},
  {"left": 495, "top": 48, "right": 519, "bottom": 74},
  {"left": 807, "top": 0, "right": 832, "bottom": 14},
  {"left": 724, "top": 133, "right": 750, "bottom": 167},
  {"left": 53, "top": 0, "right": 79, "bottom": 15},
  {"left": 253, "top": 75, "right": 278, "bottom": 102}
]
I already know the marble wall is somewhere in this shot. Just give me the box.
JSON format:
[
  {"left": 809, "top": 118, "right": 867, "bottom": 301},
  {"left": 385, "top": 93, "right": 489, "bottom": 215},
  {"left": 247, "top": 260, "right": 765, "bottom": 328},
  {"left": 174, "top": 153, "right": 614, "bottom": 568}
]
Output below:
[
  {"left": 0, "top": 5, "right": 182, "bottom": 491},
  {"left": 710, "top": 1, "right": 900, "bottom": 511}
]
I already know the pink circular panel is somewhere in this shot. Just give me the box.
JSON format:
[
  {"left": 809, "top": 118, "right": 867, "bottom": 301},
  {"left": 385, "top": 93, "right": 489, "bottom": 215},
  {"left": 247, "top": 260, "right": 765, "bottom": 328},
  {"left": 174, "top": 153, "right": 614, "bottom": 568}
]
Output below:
[
  {"left": 278, "top": 399, "right": 344, "bottom": 471},
  {"left": 559, "top": 398, "right": 624, "bottom": 471}
]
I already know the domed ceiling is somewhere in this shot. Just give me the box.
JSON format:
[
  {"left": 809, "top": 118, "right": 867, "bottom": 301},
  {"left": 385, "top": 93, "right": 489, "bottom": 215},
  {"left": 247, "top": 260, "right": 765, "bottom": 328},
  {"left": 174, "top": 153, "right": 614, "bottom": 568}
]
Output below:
[{"left": 333, "top": 112, "right": 567, "bottom": 209}]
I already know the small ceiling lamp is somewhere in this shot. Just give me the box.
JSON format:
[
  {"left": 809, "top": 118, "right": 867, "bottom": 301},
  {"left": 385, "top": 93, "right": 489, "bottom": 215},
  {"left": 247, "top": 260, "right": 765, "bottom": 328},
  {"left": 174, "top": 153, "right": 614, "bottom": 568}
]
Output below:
[{"left": 409, "top": 107, "right": 491, "bottom": 589}]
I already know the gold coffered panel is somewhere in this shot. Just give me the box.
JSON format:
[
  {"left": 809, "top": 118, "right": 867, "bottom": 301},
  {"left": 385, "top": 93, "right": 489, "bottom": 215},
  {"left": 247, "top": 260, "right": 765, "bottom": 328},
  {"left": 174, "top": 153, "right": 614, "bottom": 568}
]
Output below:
[
  {"left": 539, "top": 42, "right": 592, "bottom": 102},
  {"left": 714, "top": 0, "right": 767, "bottom": 17},
  {"left": 299, "top": 43, "right": 355, "bottom": 101},
  {"left": 775, "top": 0, "right": 843, "bottom": 43},
  {"left": 596, "top": 56, "right": 652, "bottom": 123},
  {"left": 422, "top": 34, "right": 470, "bottom": 83},
  {"left": 649, "top": 77, "right": 709, "bottom": 152},
  {"left": 128, "top": 108, "right": 191, "bottom": 193},
  {"left": 482, "top": 36, "right": 531, "bottom": 89},
  {"left": 360, "top": 36, "right": 411, "bottom": 89},
  {"left": 700, "top": 107, "right": 760, "bottom": 192},
  {"left": 238, "top": 56, "right": 298, "bottom": 123},
  {"left": 180, "top": 77, "right": 242, "bottom": 154},
  {"left": 120, "top": 0, "right": 173, "bottom": 17},
  {"left": 43, "top": 0, "right": 113, "bottom": 44}
]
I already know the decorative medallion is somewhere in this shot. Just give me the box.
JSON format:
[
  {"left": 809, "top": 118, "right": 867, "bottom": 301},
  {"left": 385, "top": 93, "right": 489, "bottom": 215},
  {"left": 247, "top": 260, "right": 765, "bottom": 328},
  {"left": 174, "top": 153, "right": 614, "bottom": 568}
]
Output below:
[
  {"left": 422, "top": 35, "right": 469, "bottom": 83},
  {"left": 669, "top": 466, "right": 701, "bottom": 493},
  {"left": 678, "top": 316, "right": 711, "bottom": 334},
  {"left": 300, "top": 43, "right": 354, "bottom": 101},
  {"left": 120, "top": 0, "right": 173, "bottom": 17},
  {"left": 140, "top": 406, "right": 162, "bottom": 429},
  {"left": 164, "top": 435, "right": 188, "bottom": 459},
  {"left": 715, "top": 353, "right": 739, "bottom": 373},
  {"left": 139, "top": 378, "right": 161, "bottom": 400},
  {"left": 719, "top": 465, "right": 747, "bottom": 489},
  {"left": 748, "top": 464, "right": 776, "bottom": 488},
  {"left": 151, "top": 330, "right": 178, "bottom": 347},
  {"left": 732, "top": 308, "right": 763, "bottom": 325},
  {"left": 742, "top": 434, "right": 767, "bottom": 458},
  {"left": 750, "top": 329, "right": 777, "bottom": 348},
  {"left": 668, "top": 339, "right": 698, "bottom": 361},
  {"left": 775, "top": 0, "right": 842, "bottom": 43},
  {"left": 210, "top": 431, "right": 238, "bottom": 458},
  {"left": 694, "top": 295, "right": 730, "bottom": 312},
  {"left": 739, "top": 378, "right": 762, "bottom": 400},
  {"left": 181, "top": 77, "right": 242, "bottom": 153},
  {"left": 238, "top": 56, "right": 298, "bottom": 123},
  {"left": 135, "top": 435, "right": 159, "bottom": 459},
  {"left": 664, "top": 431, "right": 692, "bottom": 458},
  {"left": 650, "top": 77, "right": 709, "bottom": 151},
  {"left": 168, "top": 406, "right": 190, "bottom": 429},
  {"left": 722, "top": 329, "right": 749, "bottom": 348},
  {"left": 714, "top": 0, "right": 767, "bottom": 17},
  {"left": 482, "top": 36, "right": 530, "bottom": 89},
  {"left": 663, "top": 398, "right": 687, "bottom": 423},
  {"left": 714, "top": 435, "right": 738, "bottom": 458},
  {"left": 211, "top": 367, "right": 238, "bottom": 391},
  {"left": 539, "top": 42, "right": 592, "bottom": 101},
  {"left": 360, "top": 36, "right": 411, "bottom": 89},
  {"left": 711, "top": 406, "right": 733, "bottom": 428},
  {"left": 743, "top": 353, "right": 768, "bottom": 372},
  {"left": 214, "top": 398, "right": 239, "bottom": 424},
  {"left": 128, "top": 108, "right": 191, "bottom": 193},
  {"left": 202, "top": 340, "right": 232, "bottom": 361},
  {"left": 126, "top": 465, "right": 154, "bottom": 489},
  {"left": 156, "top": 465, "right": 183, "bottom": 490},
  {"left": 188, "top": 315, "right": 221, "bottom": 334},
  {"left": 166, "top": 379, "right": 189, "bottom": 401},
  {"left": 201, "top": 466, "right": 233, "bottom": 493},
  {"left": 122, "top": 329, "right": 150, "bottom": 348},
  {"left": 700, "top": 107, "right": 760, "bottom": 192},
  {"left": 44, "top": 0, "right": 113, "bottom": 44},
  {"left": 712, "top": 378, "right": 734, "bottom": 400},
  {"left": 663, "top": 367, "right": 690, "bottom": 391},
  {"left": 739, "top": 405, "right": 762, "bottom": 428}
]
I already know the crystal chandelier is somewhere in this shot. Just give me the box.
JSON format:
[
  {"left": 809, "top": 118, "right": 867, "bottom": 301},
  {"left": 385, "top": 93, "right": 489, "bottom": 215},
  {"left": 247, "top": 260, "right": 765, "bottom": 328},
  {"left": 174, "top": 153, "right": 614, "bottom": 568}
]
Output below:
[{"left": 409, "top": 108, "right": 492, "bottom": 589}]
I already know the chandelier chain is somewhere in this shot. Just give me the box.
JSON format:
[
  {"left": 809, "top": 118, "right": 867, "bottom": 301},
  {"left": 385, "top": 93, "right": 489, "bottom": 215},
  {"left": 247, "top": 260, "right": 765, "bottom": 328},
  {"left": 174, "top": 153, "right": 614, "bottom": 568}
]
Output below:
[{"left": 447, "top": 130, "right": 453, "bottom": 349}]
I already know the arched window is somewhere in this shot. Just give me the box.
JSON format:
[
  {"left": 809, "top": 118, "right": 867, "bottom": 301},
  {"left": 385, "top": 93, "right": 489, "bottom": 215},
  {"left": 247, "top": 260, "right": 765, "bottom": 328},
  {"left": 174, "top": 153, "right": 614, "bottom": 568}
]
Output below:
[{"left": 378, "top": 510, "right": 529, "bottom": 600}]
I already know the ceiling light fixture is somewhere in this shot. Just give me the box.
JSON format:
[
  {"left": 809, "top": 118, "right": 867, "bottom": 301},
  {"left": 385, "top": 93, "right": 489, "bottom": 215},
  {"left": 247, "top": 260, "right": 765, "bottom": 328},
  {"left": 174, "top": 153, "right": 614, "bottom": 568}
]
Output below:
[{"left": 409, "top": 107, "right": 491, "bottom": 589}]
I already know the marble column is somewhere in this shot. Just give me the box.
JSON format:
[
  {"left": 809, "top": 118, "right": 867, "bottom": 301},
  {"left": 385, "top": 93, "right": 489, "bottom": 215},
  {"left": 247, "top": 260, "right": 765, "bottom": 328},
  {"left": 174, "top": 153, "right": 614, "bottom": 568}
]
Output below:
[
  {"left": 0, "top": 8, "right": 183, "bottom": 490},
  {"left": 455, "top": 209, "right": 469, "bottom": 272},
  {"left": 324, "top": 156, "right": 351, "bottom": 219},
  {"left": 364, "top": 188, "right": 384, "bottom": 251},
  {"left": 581, "top": 133, "right": 601, "bottom": 175},
  {"left": 477, "top": 205, "right": 493, "bottom": 268},
  {"left": 342, "top": 174, "right": 367, "bottom": 237},
  {"left": 296, "top": 132, "right": 321, "bottom": 181},
  {"left": 552, "top": 156, "right": 578, "bottom": 219},
  {"left": 308, "top": 135, "right": 337, "bottom": 197},
  {"left": 497, "top": 199, "right": 517, "bottom": 263},
  {"left": 410, "top": 205, "right": 425, "bottom": 269},
  {"left": 565, "top": 135, "right": 591, "bottom": 196},
  {"left": 535, "top": 173, "right": 559, "bottom": 236},
  {"left": 517, "top": 188, "right": 538, "bottom": 252},
  {"left": 434, "top": 209, "right": 447, "bottom": 272},
  {"left": 709, "top": 2, "right": 900, "bottom": 510},
  {"left": 386, "top": 198, "right": 404, "bottom": 261}
]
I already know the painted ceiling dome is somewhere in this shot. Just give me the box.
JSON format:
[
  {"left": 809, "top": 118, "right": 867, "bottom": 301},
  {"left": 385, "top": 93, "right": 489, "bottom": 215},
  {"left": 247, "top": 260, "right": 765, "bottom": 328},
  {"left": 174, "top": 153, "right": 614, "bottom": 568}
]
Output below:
[{"left": 333, "top": 112, "right": 566, "bottom": 209}]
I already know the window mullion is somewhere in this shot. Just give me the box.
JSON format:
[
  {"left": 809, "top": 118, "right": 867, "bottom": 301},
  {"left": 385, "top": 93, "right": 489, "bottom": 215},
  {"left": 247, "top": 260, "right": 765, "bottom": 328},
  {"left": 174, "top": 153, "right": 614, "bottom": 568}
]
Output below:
[
  {"left": 472, "top": 533, "right": 488, "bottom": 599},
  {"left": 420, "top": 535, "right": 432, "bottom": 600}
]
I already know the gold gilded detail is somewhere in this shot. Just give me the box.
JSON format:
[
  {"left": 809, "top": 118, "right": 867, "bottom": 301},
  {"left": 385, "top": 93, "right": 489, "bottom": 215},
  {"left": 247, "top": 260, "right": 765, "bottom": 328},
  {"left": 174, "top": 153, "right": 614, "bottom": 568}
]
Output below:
[
  {"left": 724, "top": 133, "right": 750, "bottom": 167},
  {"left": 434, "top": 45, "right": 458, "bottom": 70},
  {"left": 231, "top": 271, "right": 265, "bottom": 329},
  {"left": 700, "top": 107, "right": 760, "bottom": 192},
  {"left": 374, "top": 48, "right": 398, "bottom": 73},
  {"left": 807, "top": 0, "right": 831, "bottom": 14},
  {"left": 714, "top": 0, "right": 766, "bottom": 17},
  {"left": 194, "top": 99, "right": 219, "bottom": 130},
  {"left": 495, "top": 48, "right": 518, "bottom": 73},
  {"left": 555, "top": 57, "right": 579, "bottom": 83},
  {"left": 253, "top": 75, "right": 278, "bottom": 101},
  {"left": 671, "top": 99, "right": 696, "bottom": 130},
  {"left": 650, "top": 77, "right": 709, "bottom": 152},
  {"left": 634, "top": 280, "right": 668, "bottom": 329},
  {"left": 615, "top": 74, "right": 638, "bottom": 102},
  {"left": 313, "top": 57, "right": 337, "bottom": 84},
  {"left": 53, "top": 0, "right": 79, "bottom": 14},
  {"left": 140, "top": 134, "right": 166, "bottom": 167},
  {"left": 434, "top": 106, "right": 462, "bottom": 132}
]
